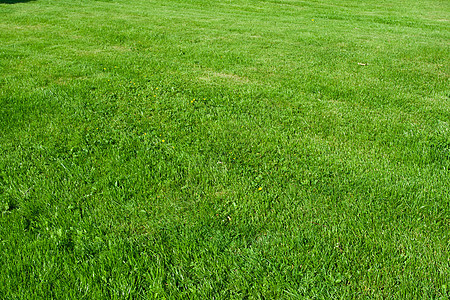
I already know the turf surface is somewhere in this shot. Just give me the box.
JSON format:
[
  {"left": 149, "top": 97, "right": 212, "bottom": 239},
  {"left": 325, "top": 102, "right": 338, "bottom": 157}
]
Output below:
[{"left": 1, "top": 0, "right": 449, "bottom": 298}]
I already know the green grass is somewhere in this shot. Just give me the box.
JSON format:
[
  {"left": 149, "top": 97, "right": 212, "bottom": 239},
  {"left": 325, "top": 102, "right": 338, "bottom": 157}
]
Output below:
[{"left": 1, "top": 0, "right": 449, "bottom": 298}]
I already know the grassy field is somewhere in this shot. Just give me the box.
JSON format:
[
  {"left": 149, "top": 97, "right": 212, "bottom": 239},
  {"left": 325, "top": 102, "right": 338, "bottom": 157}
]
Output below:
[{"left": 1, "top": 0, "right": 449, "bottom": 298}]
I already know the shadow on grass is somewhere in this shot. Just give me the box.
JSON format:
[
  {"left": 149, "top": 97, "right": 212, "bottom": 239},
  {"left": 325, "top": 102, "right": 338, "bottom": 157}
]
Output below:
[{"left": 0, "top": 0, "right": 36, "bottom": 4}]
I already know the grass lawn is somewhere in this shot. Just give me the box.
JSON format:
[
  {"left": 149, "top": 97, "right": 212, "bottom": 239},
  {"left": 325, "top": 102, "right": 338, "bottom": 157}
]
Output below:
[{"left": 0, "top": 0, "right": 449, "bottom": 298}]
